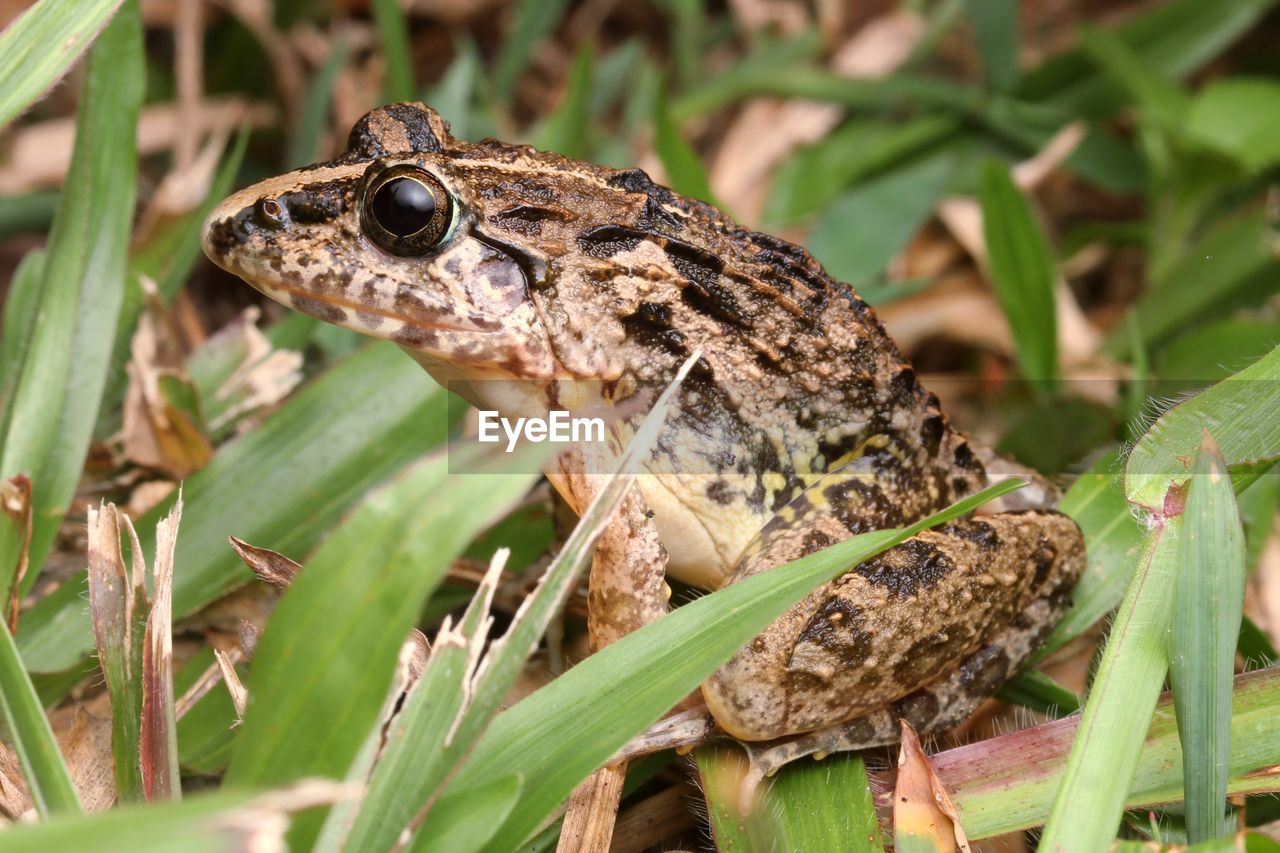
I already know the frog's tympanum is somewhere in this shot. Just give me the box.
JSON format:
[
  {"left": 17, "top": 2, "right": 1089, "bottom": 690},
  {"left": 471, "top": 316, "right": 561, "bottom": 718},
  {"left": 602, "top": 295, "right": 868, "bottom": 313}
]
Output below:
[{"left": 203, "top": 103, "right": 1085, "bottom": 784}]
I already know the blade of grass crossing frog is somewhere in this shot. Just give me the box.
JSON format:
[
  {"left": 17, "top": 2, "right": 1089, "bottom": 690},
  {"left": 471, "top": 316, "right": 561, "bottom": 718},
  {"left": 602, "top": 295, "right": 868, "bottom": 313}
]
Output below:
[
  {"left": 698, "top": 745, "right": 885, "bottom": 852},
  {"left": 491, "top": 0, "right": 570, "bottom": 105},
  {"left": 16, "top": 342, "right": 456, "bottom": 676},
  {"left": 0, "top": 0, "right": 123, "bottom": 128},
  {"left": 0, "top": 0, "right": 142, "bottom": 588},
  {"left": 347, "top": 355, "right": 699, "bottom": 852},
  {"left": 452, "top": 480, "right": 1025, "bottom": 849},
  {"left": 289, "top": 36, "right": 348, "bottom": 167},
  {"left": 0, "top": 616, "right": 80, "bottom": 815},
  {"left": 1033, "top": 450, "right": 1145, "bottom": 662},
  {"left": 1040, "top": 515, "right": 1180, "bottom": 850},
  {"left": 371, "top": 0, "right": 413, "bottom": 102},
  {"left": 530, "top": 41, "right": 593, "bottom": 160},
  {"left": 1126, "top": 344, "right": 1280, "bottom": 510},
  {"left": 927, "top": 667, "right": 1280, "bottom": 840},
  {"left": 978, "top": 159, "right": 1061, "bottom": 390},
  {"left": 1170, "top": 434, "right": 1246, "bottom": 843}
]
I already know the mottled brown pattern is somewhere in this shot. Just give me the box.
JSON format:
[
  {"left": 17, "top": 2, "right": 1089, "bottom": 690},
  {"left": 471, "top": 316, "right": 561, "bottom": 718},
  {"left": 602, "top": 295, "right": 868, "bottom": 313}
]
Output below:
[{"left": 202, "top": 102, "right": 1086, "bottom": 763}]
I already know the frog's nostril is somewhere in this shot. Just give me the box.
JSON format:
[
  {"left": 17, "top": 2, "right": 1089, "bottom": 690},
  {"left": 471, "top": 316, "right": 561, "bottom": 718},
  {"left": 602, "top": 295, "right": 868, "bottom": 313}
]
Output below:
[{"left": 254, "top": 197, "right": 286, "bottom": 229}]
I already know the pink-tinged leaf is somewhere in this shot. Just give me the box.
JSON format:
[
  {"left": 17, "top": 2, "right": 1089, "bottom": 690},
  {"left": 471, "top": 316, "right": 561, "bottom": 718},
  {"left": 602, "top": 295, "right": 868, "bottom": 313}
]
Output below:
[
  {"left": 140, "top": 495, "right": 182, "bottom": 801},
  {"left": 0, "top": 475, "right": 32, "bottom": 632},
  {"left": 85, "top": 502, "right": 142, "bottom": 802}
]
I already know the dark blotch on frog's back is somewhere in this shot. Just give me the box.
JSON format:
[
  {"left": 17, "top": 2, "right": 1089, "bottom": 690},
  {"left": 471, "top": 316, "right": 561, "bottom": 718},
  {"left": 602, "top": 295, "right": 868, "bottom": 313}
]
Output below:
[{"left": 853, "top": 538, "right": 954, "bottom": 598}]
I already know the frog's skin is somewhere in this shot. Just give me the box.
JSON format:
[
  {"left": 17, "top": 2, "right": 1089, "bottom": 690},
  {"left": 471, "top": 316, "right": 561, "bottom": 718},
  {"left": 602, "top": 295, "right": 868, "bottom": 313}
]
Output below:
[{"left": 202, "top": 103, "right": 1085, "bottom": 777}]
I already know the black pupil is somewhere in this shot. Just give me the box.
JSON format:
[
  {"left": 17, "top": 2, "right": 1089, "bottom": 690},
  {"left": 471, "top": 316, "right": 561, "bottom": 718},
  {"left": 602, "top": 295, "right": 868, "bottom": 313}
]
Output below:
[{"left": 371, "top": 176, "right": 437, "bottom": 238}]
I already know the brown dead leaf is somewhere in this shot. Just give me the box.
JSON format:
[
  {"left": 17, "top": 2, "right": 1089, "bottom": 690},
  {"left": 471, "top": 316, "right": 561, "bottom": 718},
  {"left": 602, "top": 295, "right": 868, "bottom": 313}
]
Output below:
[
  {"left": 201, "top": 309, "right": 303, "bottom": 434},
  {"left": 1, "top": 475, "right": 32, "bottom": 632},
  {"left": 894, "top": 720, "right": 971, "bottom": 853},
  {"left": 52, "top": 705, "right": 117, "bottom": 813},
  {"left": 122, "top": 281, "right": 214, "bottom": 479},
  {"left": 1248, "top": 522, "right": 1280, "bottom": 650},
  {"left": 228, "top": 536, "right": 301, "bottom": 590},
  {"left": 215, "top": 649, "right": 248, "bottom": 723}
]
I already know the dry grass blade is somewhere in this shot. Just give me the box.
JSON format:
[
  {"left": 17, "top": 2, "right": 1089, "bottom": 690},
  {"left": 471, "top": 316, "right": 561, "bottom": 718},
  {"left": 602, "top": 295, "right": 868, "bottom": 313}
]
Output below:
[
  {"left": 140, "top": 495, "right": 182, "bottom": 801},
  {"left": 227, "top": 536, "right": 301, "bottom": 590},
  {"left": 86, "top": 502, "right": 142, "bottom": 802}
]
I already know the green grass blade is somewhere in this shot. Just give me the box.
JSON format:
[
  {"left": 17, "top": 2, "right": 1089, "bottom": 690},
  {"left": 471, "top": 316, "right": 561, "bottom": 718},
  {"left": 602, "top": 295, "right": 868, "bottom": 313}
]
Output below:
[
  {"left": 697, "top": 746, "right": 884, "bottom": 852},
  {"left": 411, "top": 774, "right": 523, "bottom": 853},
  {"left": 0, "top": 618, "right": 80, "bottom": 815},
  {"left": 288, "top": 38, "right": 348, "bottom": 167},
  {"left": 652, "top": 82, "right": 718, "bottom": 206},
  {"left": 1126, "top": 344, "right": 1280, "bottom": 510},
  {"left": 996, "top": 669, "right": 1080, "bottom": 717},
  {"left": 455, "top": 480, "right": 1025, "bottom": 848},
  {"left": 371, "top": 0, "right": 413, "bottom": 102},
  {"left": 17, "top": 342, "right": 455, "bottom": 675},
  {"left": 224, "top": 456, "right": 538, "bottom": 847},
  {"left": 531, "top": 41, "right": 593, "bottom": 160},
  {"left": 1039, "top": 516, "right": 1180, "bottom": 850},
  {"left": 0, "top": 0, "right": 142, "bottom": 584},
  {"left": 425, "top": 36, "right": 482, "bottom": 140},
  {"left": 807, "top": 153, "right": 952, "bottom": 289},
  {"left": 964, "top": 0, "right": 1019, "bottom": 92},
  {"left": 492, "top": 0, "right": 570, "bottom": 105},
  {"left": 0, "top": 0, "right": 123, "bottom": 128},
  {"left": 354, "top": 358, "right": 693, "bottom": 852},
  {"left": 978, "top": 159, "right": 1060, "bottom": 388},
  {"left": 1170, "top": 434, "right": 1246, "bottom": 842}
]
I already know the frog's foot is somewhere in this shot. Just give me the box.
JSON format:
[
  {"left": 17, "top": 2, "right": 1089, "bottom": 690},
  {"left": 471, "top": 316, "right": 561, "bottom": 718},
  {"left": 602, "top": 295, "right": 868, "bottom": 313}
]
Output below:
[{"left": 612, "top": 705, "right": 720, "bottom": 763}]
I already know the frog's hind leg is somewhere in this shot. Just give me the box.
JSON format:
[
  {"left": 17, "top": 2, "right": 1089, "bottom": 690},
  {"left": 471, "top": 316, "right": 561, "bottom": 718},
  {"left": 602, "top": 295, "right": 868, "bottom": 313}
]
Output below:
[
  {"left": 736, "top": 605, "right": 1062, "bottom": 811},
  {"left": 726, "top": 509, "right": 1084, "bottom": 812}
]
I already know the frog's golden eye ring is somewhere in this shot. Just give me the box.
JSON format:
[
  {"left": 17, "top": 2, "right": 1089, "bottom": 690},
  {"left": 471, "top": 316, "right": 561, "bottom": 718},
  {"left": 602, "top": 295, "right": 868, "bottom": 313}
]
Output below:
[{"left": 361, "top": 166, "right": 454, "bottom": 256}]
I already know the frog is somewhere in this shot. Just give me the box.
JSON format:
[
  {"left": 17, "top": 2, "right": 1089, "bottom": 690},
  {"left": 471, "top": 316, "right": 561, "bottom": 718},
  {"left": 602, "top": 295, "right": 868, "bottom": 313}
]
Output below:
[{"left": 202, "top": 102, "right": 1085, "bottom": 792}]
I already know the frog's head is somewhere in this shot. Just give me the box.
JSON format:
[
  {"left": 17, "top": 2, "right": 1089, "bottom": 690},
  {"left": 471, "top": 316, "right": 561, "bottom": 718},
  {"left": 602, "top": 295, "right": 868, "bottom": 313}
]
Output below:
[
  {"left": 203, "top": 102, "right": 708, "bottom": 389},
  {"left": 203, "top": 102, "right": 567, "bottom": 383}
]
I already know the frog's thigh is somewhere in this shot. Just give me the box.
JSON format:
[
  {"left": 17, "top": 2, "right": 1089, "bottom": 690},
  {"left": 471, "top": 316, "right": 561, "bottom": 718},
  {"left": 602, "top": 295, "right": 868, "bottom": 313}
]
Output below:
[
  {"left": 586, "top": 483, "right": 670, "bottom": 651},
  {"left": 702, "top": 509, "right": 1084, "bottom": 741}
]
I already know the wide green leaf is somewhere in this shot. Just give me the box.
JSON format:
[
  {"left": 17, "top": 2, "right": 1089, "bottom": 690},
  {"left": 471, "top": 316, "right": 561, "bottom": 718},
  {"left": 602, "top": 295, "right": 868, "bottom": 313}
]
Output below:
[
  {"left": 978, "top": 159, "right": 1060, "bottom": 387},
  {"left": 0, "top": 0, "right": 142, "bottom": 586},
  {"left": 1186, "top": 77, "right": 1280, "bottom": 172},
  {"left": 0, "top": 0, "right": 123, "bottom": 128}
]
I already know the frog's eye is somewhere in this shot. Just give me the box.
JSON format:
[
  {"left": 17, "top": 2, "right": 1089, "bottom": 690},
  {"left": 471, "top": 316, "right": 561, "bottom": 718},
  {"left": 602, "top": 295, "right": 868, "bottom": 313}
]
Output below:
[{"left": 361, "top": 167, "right": 453, "bottom": 256}]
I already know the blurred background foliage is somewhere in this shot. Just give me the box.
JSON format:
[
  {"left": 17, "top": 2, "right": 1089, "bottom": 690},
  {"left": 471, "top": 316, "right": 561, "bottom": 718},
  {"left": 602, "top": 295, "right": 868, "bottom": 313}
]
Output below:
[{"left": 0, "top": 0, "right": 1278, "bottom": 850}]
